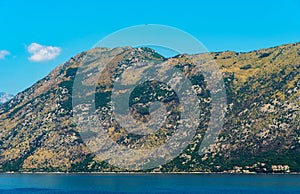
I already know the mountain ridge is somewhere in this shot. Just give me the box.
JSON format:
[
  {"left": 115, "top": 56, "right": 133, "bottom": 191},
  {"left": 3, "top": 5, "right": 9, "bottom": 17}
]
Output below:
[{"left": 0, "top": 42, "right": 299, "bottom": 173}]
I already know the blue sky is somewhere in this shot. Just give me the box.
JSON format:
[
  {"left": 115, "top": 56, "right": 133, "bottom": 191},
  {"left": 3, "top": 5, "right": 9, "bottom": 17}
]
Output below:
[{"left": 0, "top": 0, "right": 299, "bottom": 94}]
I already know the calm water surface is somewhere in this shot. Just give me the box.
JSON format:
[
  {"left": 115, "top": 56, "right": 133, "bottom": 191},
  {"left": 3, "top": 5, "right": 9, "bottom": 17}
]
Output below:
[{"left": 0, "top": 173, "right": 300, "bottom": 193}]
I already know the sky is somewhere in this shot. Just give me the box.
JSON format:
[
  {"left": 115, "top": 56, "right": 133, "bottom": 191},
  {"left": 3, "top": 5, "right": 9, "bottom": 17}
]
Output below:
[{"left": 0, "top": 0, "right": 300, "bottom": 95}]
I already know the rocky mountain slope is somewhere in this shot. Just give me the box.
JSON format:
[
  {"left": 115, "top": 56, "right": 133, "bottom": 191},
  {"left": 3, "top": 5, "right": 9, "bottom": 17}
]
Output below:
[
  {"left": 0, "top": 92, "right": 13, "bottom": 104},
  {"left": 0, "top": 42, "right": 299, "bottom": 173}
]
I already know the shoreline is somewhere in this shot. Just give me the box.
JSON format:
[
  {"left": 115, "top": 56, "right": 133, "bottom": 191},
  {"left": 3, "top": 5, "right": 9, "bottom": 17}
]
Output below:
[{"left": 2, "top": 171, "right": 300, "bottom": 175}]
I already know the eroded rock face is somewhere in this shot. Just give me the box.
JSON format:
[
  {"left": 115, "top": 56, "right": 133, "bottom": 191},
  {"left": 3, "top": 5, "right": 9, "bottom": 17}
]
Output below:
[{"left": 0, "top": 42, "right": 299, "bottom": 173}]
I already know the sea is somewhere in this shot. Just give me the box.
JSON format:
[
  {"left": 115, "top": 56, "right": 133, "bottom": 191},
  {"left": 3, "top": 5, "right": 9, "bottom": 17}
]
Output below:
[{"left": 0, "top": 173, "right": 300, "bottom": 193}]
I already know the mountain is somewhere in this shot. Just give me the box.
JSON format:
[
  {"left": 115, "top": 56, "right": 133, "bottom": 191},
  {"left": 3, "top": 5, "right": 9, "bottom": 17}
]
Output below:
[
  {"left": 0, "top": 92, "right": 13, "bottom": 104},
  {"left": 0, "top": 43, "right": 299, "bottom": 173}
]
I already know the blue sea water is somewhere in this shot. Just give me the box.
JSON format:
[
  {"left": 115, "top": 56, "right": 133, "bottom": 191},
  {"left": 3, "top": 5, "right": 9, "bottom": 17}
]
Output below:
[{"left": 0, "top": 173, "right": 300, "bottom": 193}]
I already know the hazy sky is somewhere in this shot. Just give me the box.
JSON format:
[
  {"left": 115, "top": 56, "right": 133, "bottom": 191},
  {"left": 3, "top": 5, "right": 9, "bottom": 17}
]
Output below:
[{"left": 1, "top": 0, "right": 300, "bottom": 94}]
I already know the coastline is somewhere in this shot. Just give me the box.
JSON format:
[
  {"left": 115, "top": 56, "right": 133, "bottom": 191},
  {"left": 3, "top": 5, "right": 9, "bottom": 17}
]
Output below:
[{"left": 2, "top": 171, "right": 300, "bottom": 175}]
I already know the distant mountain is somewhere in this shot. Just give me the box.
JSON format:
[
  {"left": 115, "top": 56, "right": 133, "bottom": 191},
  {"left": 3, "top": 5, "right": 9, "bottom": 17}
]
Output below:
[
  {"left": 0, "top": 42, "right": 299, "bottom": 173},
  {"left": 0, "top": 92, "right": 13, "bottom": 104}
]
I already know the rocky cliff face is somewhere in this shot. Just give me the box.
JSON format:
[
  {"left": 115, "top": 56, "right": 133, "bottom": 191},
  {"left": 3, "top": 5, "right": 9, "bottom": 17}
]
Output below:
[{"left": 0, "top": 43, "right": 299, "bottom": 173}]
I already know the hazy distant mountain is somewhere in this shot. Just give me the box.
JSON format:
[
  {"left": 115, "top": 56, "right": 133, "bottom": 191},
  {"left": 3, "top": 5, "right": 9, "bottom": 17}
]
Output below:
[
  {"left": 0, "top": 42, "right": 299, "bottom": 173},
  {"left": 0, "top": 92, "right": 13, "bottom": 104}
]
